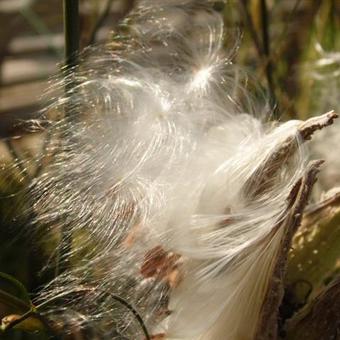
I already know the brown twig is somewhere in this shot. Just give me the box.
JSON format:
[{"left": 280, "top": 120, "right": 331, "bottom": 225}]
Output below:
[
  {"left": 245, "top": 111, "right": 338, "bottom": 198},
  {"left": 255, "top": 160, "right": 323, "bottom": 339}
]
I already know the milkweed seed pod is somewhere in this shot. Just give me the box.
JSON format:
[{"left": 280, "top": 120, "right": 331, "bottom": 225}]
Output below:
[{"left": 27, "top": 1, "right": 337, "bottom": 339}]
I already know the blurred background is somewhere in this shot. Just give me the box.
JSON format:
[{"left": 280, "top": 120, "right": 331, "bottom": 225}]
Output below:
[
  {"left": 0, "top": 0, "right": 339, "bottom": 339},
  {"left": 0, "top": 0, "right": 339, "bottom": 134},
  {"left": 0, "top": 0, "right": 135, "bottom": 138}
]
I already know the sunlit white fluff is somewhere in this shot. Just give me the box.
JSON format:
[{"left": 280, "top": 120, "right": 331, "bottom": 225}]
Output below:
[{"left": 29, "top": 1, "right": 308, "bottom": 339}]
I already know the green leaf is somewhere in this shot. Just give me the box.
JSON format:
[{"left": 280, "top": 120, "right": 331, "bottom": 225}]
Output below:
[
  {"left": 0, "top": 273, "right": 33, "bottom": 314},
  {"left": 0, "top": 273, "right": 32, "bottom": 307}
]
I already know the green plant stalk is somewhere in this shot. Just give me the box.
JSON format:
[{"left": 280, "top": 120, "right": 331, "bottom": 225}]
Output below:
[
  {"left": 0, "top": 289, "right": 30, "bottom": 314},
  {"left": 0, "top": 273, "right": 32, "bottom": 307}
]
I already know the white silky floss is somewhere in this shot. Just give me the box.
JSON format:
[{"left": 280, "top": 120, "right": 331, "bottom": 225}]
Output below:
[{"left": 32, "top": 1, "right": 307, "bottom": 339}]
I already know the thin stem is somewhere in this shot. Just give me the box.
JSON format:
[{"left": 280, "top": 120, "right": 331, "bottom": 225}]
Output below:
[
  {"left": 260, "top": 0, "right": 270, "bottom": 57},
  {"left": 63, "top": 0, "right": 80, "bottom": 70},
  {"left": 272, "top": 0, "right": 302, "bottom": 54},
  {"left": 87, "top": 0, "right": 114, "bottom": 46},
  {"left": 3, "top": 309, "right": 60, "bottom": 339},
  {"left": 0, "top": 289, "right": 30, "bottom": 313},
  {"left": 58, "top": 0, "right": 80, "bottom": 275},
  {"left": 260, "top": 0, "right": 278, "bottom": 117},
  {"left": 36, "top": 286, "right": 151, "bottom": 340},
  {"left": 63, "top": 0, "right": 80, "bottom": 116},
  {"left": 239, "top": 0, "right": 278, "bottom": 118}
]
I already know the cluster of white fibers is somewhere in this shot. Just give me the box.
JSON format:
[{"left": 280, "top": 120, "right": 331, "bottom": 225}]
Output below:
[{"left": 29, "top": 1, "right": 307, "bottom": 339}]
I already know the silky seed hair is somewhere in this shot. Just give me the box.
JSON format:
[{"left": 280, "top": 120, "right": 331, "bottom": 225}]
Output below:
[{"left": 28, "top": 1, "right": 307, "bottom": 339}]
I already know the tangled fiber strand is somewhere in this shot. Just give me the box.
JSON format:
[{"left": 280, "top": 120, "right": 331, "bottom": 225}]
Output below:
[{"left": 27, "top": 1, "right": 317, "bottom": 339}]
